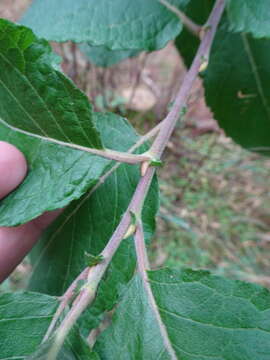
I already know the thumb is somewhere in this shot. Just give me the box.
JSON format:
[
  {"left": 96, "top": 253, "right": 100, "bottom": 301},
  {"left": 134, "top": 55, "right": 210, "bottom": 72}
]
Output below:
[{"left": 0, "top": 141, "right": 27, "bottom": 199}]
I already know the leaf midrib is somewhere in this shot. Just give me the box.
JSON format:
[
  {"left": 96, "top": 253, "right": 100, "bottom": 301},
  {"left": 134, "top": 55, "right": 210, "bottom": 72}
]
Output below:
[
  {"left": 141, "top": 273, "right": 178, "bottom": 360},
  {"left": 0, "top": 52, "right": 71, "bottom": 142},
  {"left": 0, "top": 48, "right": 97, "bottom": 147}
]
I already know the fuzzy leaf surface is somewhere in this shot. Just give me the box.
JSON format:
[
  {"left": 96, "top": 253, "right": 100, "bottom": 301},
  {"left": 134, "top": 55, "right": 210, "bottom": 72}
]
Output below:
[
  {"left": 28, "top": 112, "right": 159, "bottom": 311},
  {"left": 95, "top": 268, "right": 270, "bottom": 360},
  {"left": 28, "top": 331, "right": 98, "bottom": 360},
  {"left": 21, "top": 0, "right": 190, "bottom": 51},
  {"left": 0, "top": 19, "right": 102, "bottom": 148},
  {"left": 204, "top": 22, "right": 270, "bottom": 153},
  {"left": 0, "top": 292, "right": 58, "bottom": 359},
  {"left": 0, "top": 116, "right": 111, "bottom": 226},
  {"left": 227, "top": 0, "right": 270, "bottom": 38},
  {"left": 0, "top": 291, "right": 97, "bottom": 359}
]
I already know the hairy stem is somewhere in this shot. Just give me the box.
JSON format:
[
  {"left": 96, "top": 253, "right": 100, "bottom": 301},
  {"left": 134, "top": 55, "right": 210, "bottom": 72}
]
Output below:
[
  {"left": 150, "top": 0, "right": 226, "bottom": 159},
  {"left": 42, "top": 267, "right": 89, "bottom": 342},
  {"left": 134, "top": 219, "right": 150, "bottom": 273},
  {"left": 47, "top": 0, "right": 225, "bottom": 356},
  {"left": 53, "top": 168, "right": 155, "bottom": 353},
  {"left": 32, "top": 119, "right": 161, "bottom": 279},
  {"left": 45, "top": 129, "right": 160, "bottom": 357},
  {"left": 133, "top": 1, "right": 226, "bottom": 356}
]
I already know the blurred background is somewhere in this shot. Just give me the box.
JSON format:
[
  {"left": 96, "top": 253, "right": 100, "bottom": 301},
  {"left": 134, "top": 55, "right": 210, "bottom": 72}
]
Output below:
[{"left": 1, "top": 0, "right": 270, "bottom": 290}]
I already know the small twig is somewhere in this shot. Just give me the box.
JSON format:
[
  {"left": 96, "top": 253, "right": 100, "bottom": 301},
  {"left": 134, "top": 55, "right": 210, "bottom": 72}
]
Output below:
[
  {"left": 31, "top": 121, "right": 162, "bottom": 278},
  {"left": 159, "top": 0, "right": 202, "bottom": 37},
  {"left": 39, "top": 122, "right": 162, "bottom": 349},
  {"left": 127, "top": 53, "right": 149, "bottom": 109},
  {"left": 47, "top": 287, "right": 96, "bottom": 360},
  {"left": 82, "top": 62, "right": 91, "bottom": 93},
  {"left": 42, "top": 267, "right": 89, "bottom": 342},
  {"left": 141, "top": 72, "right": 161, "bottom": 99},
  {"left": 70, "top": 43, "right": 78, "bottom": 83},
  {"left": 85, "top": 122, "right": 163, "bottom": 199},
  {"left": 50, "top": 168, "right": 155, "bottom": 360},
  {"left": 150, "top": 0, "right": 226, "bottom": 160}
]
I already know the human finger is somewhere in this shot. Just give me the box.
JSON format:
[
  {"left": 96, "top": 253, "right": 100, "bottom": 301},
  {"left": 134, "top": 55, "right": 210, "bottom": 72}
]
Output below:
[{"left": 0, "top": 141, "right": 27, "bottom": 199}]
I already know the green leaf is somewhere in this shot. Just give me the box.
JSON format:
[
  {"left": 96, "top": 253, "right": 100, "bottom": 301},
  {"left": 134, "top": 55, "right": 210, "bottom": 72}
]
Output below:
[
  {"left": 95, "top": 268, "right": 270, "bottom": 359},
  {"left": 0, "top": 116, "right": 111, "bottom": 226},
  {"left": 28, "top": 112, "right": 159, "bottom": 306},
  {"left": 174, "top": 0, "right": 214, "bottom": 67},
  {"left": 0, "top": 291, "right": 98, "bottom": 359},
  {"left": 227, "top": 0, "right": 270, "bottom": 39},
  {"left": 79, "top": 44, "right": 139, "bottom": 68},
  {"left": 204, "top": 22, "right": 270, "bottom": 154},
  {"left": 0, "top": 19, "right": 103, "bottom": 149},
  {"left": 28, "top": 330, "right": 98, "bottom": 360},
  {"left": 21, "top": 0, "right": 190, "bottom": 51},
  {"left": 0, "top": 292, "right": 58, "bottom": 359}
]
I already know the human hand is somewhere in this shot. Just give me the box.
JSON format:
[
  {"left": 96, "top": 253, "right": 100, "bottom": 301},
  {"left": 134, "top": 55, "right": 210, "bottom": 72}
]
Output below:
[{"left": 0, "top": 142, "right": 60, "bottom": 283}]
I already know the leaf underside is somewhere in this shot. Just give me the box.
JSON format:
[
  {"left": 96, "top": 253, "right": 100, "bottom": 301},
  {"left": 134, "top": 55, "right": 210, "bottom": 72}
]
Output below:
[
  {"left": 95, "top": 268, "right": 270, "bottom": 360},
  {"left": 20, "top": 0, "right": 191, "bottom": 51},
  {"left": 0, "top": 19, "right": 114, "bottom": 226},
  {"left": 0, "top": 292, "right": 58, "bottom": 359},
  {"left": 2, "top": 268, "right": 270, "bottom": 359},
  {"left": 28, "top": 112, "right": 159, "bottom": 334},
  {"left": 0, "top": 115, "right": 110, "bottom": 227},
  {"left": 0, "top": 291, "right": 98, "bottom": 359},
  {"left": 0, "top": 19, "right": 103, "bottom": 149}
]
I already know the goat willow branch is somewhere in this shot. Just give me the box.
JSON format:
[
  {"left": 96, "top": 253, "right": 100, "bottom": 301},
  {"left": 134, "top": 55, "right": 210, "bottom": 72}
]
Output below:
[
  {"left": 46, "top": 0, "right": 226, "bottom": 357},
  {"left": 42, "top": 120, "right": 162, "bottom": 342},
  {"left": 131, "top": 3, "right": 226, "bottom": 358},
  {"left": 150, "top": 0, "right": 225, "bottom": 159}
]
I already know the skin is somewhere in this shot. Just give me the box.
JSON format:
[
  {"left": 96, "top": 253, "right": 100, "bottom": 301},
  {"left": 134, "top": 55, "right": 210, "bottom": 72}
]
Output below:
[{"left": 0, "top": 141, "right": 60, "bottom": 283}]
